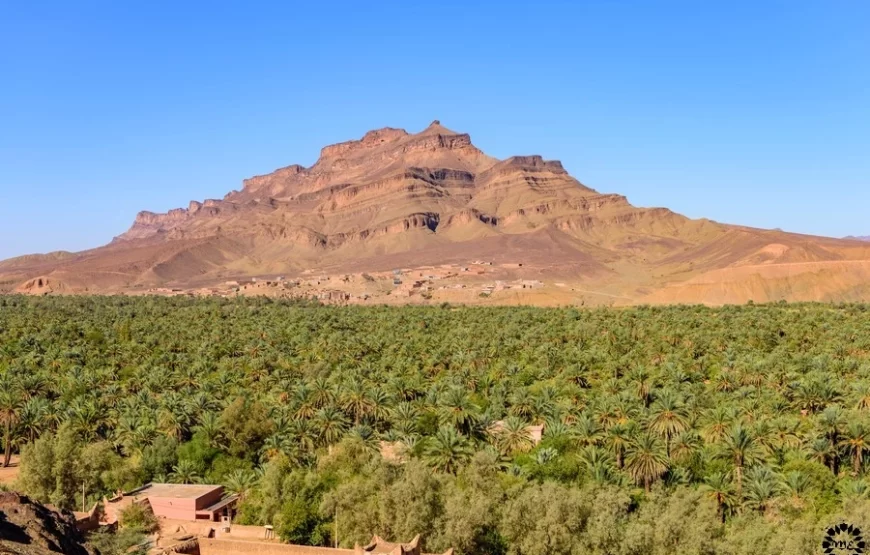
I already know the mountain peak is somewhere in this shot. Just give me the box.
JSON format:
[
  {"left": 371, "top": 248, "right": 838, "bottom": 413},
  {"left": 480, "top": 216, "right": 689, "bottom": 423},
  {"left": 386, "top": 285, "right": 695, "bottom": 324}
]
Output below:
[{"left": 422, "top": 119, "right": 456, "bottom": 134}]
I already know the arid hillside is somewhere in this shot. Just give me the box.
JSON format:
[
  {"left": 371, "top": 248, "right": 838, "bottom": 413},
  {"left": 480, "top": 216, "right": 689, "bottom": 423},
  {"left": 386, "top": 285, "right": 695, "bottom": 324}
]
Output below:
[{"left": 3, "top": 121, "right": 870, "bottom": 305}]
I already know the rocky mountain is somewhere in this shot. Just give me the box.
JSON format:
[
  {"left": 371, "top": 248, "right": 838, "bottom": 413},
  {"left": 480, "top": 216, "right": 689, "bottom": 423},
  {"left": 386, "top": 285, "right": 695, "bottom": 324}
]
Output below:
[
  {"left": 0, "top": 492, "right": 98, "bottom": 555},
  {"left": 3, "top": 121, "right": 870, "bottom": 305}
]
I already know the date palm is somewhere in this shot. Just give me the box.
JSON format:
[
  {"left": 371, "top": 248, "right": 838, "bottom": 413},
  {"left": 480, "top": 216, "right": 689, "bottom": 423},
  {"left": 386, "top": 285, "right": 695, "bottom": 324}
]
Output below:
[
  {"left": 782, "top": 470, "right": 810, "bottom": 508},
  {"left": 702, "top": 406, "right": 735, "bottom": 444},
  {"left": 720, "top": 424, "right": 764, "bottom": 492},
  {"left": 170, "top": 459, "right": 201, "bottom": 484},
  {"left": 223, "top": 469, "right": 259, "bottom": 502},
  {"left": 19, "top": 397, "right": 50, "bottom": 443},
  {"left": 493, "top": 417, "right": 534, "bottom": 455},
  {"left": 841, "top": 419, "right": 870, "bottom": 474},
  {"left": 424, "top": 426, "right": 473, "bottom": 474},
  {"left": 818, "top": 405, "right": 845, "bottom": 475},
  {"left": 670, "top": 429, "right": 703, "bottom": 466},
  {"left": 701, "top": 472, "right": 736, "bottom": 523},
  {"left": 0, "top": 388, "right": 23, "bottom": 467},
  {"left": 742, "top": 466, "right": 782, "bottom": 515},
  {"left": 438, "top": 387, "right": 479, "bottom": 435},
  {"left": 390, "top": 402, "right": 419, "bottom": 436},
  {"left": 605, "top": 422, "right": 635, "bottom": 469},
  {"left": 626, "top": 434, "right": 669, "bottom": 492},
  {"left": 647, "top": 390, "right": 688, "bottom": 457},
  {"left": 314, "top": 406, "right": 349, "bottom": 446},
  {"left": 340, "top": 379, "right": 374, "bottom": 425}
]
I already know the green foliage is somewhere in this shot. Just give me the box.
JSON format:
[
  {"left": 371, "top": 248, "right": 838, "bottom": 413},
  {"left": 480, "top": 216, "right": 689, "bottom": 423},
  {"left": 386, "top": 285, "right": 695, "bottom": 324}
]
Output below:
[
  {"left": 139, "top": 436, "right": 178, "bottom": 482},
  {"left": 7, "top": 296, "right": 870, "bottom": 553},
  {"left": 119, "top": 503, "right": 158, "bottom": 533},
  {"left": 88, "top": 527, "right": 147, "bottom": 555},
  {"left": 18, "top": 426, "right": 126, "bottom": 510}
]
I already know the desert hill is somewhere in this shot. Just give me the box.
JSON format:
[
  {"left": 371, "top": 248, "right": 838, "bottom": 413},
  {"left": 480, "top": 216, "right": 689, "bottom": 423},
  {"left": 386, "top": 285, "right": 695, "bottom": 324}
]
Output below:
[{"left": 3, "top": 121, "right": 870, "bottom": 305}]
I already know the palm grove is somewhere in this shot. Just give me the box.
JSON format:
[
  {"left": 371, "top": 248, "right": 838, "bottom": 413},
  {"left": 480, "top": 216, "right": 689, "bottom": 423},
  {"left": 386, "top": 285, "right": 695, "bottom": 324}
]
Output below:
[{"left": 3, "top": 296, "right": 870, "bottom": 554}]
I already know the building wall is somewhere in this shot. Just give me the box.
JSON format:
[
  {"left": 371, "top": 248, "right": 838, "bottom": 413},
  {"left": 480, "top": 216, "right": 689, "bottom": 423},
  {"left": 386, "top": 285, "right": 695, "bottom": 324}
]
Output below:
[
  {"left": 216, "top": 524, "right": 274, "bottom": 540},
  {"left": 200, "top": 539, "right": 354, "bottom": 555},
  {"left": 149, "top": 497, "right": 197, "bottom": 520},
  {"left": 194, "top": 488, "right": 225, "bottom": 510}
]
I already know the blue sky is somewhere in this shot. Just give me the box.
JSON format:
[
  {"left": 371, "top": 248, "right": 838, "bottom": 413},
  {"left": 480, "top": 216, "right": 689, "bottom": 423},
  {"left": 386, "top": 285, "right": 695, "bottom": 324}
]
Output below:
[{"left": 1, "top": 1, "right": 868, "bottom": 259}]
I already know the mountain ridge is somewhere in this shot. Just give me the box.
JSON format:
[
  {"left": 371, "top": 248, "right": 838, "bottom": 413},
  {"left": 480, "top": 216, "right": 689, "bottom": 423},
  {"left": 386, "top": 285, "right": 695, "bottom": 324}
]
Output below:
[{"left": 4, "top": 121, "right": 870, "bottom": 305}]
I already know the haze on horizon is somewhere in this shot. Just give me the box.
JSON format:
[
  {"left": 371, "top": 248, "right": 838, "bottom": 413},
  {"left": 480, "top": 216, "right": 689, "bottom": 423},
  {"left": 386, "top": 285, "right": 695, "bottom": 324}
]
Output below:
[{"left": 1, "top": 1, "right": 868, "bottom": 260}]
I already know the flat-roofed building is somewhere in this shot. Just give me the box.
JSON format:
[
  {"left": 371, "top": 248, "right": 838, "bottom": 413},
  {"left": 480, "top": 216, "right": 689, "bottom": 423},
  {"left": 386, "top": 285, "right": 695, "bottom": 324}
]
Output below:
[{"left": 103, "top": 483, "right": 238, "bottom": 523}]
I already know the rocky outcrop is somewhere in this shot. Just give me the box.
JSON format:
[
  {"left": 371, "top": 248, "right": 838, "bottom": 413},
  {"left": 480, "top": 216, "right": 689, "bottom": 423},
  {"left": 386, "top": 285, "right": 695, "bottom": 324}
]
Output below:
[
  {"left": 14, "top": 276, "right": 66, "bottom": 295},
  {"left": 0, "top": 492, "right": 98, "bottom": 555}
]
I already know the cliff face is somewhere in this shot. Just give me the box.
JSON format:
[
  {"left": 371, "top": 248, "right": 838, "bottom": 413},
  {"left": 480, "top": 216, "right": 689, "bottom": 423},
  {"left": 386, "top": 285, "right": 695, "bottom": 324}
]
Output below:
[
  {"left": 111, "top": 121, "right": 623, "bottom": 248},
  {"left": 4, "top": 120, "right": 870, "bottom": 304}
]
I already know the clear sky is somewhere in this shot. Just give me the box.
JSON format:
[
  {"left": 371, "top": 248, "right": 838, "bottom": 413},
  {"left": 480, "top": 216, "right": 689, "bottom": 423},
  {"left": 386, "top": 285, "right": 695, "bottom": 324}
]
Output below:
[{"left": 1, "top": 1, "right": 868, "bottom": 259}]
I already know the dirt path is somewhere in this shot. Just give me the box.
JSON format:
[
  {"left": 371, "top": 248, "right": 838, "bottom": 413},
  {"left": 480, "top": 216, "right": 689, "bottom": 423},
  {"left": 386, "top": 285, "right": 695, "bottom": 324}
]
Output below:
[{"left": 0, "top": 455, "right": 21, "bottom": 486}]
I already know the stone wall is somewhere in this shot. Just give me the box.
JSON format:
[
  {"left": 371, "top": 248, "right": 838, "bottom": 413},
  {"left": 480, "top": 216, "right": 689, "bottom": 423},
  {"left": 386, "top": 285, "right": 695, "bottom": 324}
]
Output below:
[{"left": 200, "top": 538, "right": 354, "bottom": 555}]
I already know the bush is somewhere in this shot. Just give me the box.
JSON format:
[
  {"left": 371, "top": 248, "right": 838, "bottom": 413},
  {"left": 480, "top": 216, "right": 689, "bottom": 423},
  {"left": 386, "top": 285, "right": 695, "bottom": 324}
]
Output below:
[
  {"left": 119, "top": 503, "right": 158, "bottom": 534},
  {"left": 88, "top": 528, "right": 147, "bottom": 555}
]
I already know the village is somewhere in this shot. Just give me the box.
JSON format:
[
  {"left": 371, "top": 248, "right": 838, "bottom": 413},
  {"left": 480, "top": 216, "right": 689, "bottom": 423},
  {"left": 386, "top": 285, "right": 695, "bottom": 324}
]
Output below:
[
  {"left": 47, "top": 422, "right": 545, "bottom": 555},
  {"left": 66, "top": 481, "right": 455, "bottom": 555},
  {"left": 145, "top": 261, "right": 545, "bottom": 305}
]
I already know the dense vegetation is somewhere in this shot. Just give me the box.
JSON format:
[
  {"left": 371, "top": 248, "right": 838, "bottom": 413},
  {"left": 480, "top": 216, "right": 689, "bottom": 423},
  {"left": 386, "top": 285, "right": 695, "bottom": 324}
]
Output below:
[{"left": 3, "top": 296, "right": 870, "bottom": 554}]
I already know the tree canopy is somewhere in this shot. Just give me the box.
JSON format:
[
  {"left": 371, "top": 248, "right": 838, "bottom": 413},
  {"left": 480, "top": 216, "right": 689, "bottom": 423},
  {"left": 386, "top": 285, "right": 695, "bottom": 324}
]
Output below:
[{"left": 4, "top": 295, "right": 870, "bottom": 554}]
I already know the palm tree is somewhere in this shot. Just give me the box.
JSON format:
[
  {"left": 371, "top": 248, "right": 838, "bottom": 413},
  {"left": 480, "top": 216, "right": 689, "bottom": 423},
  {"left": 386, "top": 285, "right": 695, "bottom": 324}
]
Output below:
[
  {"left": 223, "top": 469, "right": 259, "bottom": 502},
  {"left": 194, "top": 412, "right": 223, "bottom": 448},
  {"left": 605, "top": 422, "right": 635, "bottom": 469},
  {"left": 314, "top": 406, "right": 349, "bottom": 446},
  {"left": 19, "top": 397, "right": 50, "bottom": 443},
  {"left": 390, "top": 402, "right": 419, "bottom": 436},
  {"left": 841, "top": 419, "right": 870, "bottom": 474},
  {"left": 818, "top": 405, "right": 845, "bottom": 475},
  {"left": 0, "top": 388, "right": 23, "bottom": 467},
  {"left": 757, "top": 416, "right": 801, "bottom": 465},
  {"left": 310, "top": 377, "right": 334, "bottom": 409},
  {"left": 340, "top": 379, "right": 374, "bottom": 425},
  {"left": 260, "top": 434, "right": 293, "bottom": 462},
  {"left": 508, "top": 389, "right": 536, "bottom": 420},
  {"left": 782, "top": 470, "right": 810, "bottom": 509},
  {"left": 626, "top": 434, "right": 669, "bottom": 492},
  {"left": 580, "top": 446, "right": 615, "bottom": 484},
  {"left": 647, "top": 390, "right": 688, "bottom": 457},
  {"left": 629, "top": 367, "right": 655, "bottom": 408},
  {"left": 170, "top": 460, "right": 201, "bottom": 484},
  {"left": 574, "top": 415, "right": 604, "bottom": 447},
  {"left": 720, "top": 424, "right": 763, "bottom": 492},
  {"left": 438, "top": 388, "right": 479, "bottom": 435},
  {"left": 493, "top": 417, "right": 534, "bottom": 455},
  {"left": 424, "top": 426, "right": 473, "bottom": 473},
  {"left": 702, "top": 406, "right": 735, "bottom": 444},
  {"left": 701, "top": 472, "right": 736, "bottom": 523},
  {"left": 67, "top": 397, "right": 103, "bottom": 442},
  {"left": 670, "top": 429, "right": 703, "bottom": 466},
  {"left": 742, "top": 466, "right": 782, "bottom": 515},
  {"left": 853, "top": 382, "right": 870, "bottom": 411},
  {"left": 542, "top": 419, "right": 573, "bottom": 444}
]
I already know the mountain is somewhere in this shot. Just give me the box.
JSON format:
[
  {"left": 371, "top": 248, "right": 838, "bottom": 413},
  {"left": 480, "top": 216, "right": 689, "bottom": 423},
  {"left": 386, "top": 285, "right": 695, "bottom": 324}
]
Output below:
[
  {"left": 845, "top": 236, "right": 870, "bottom": 242},
  {"left": 4, "top": 121, "right": 870, "bottom": 305}
]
